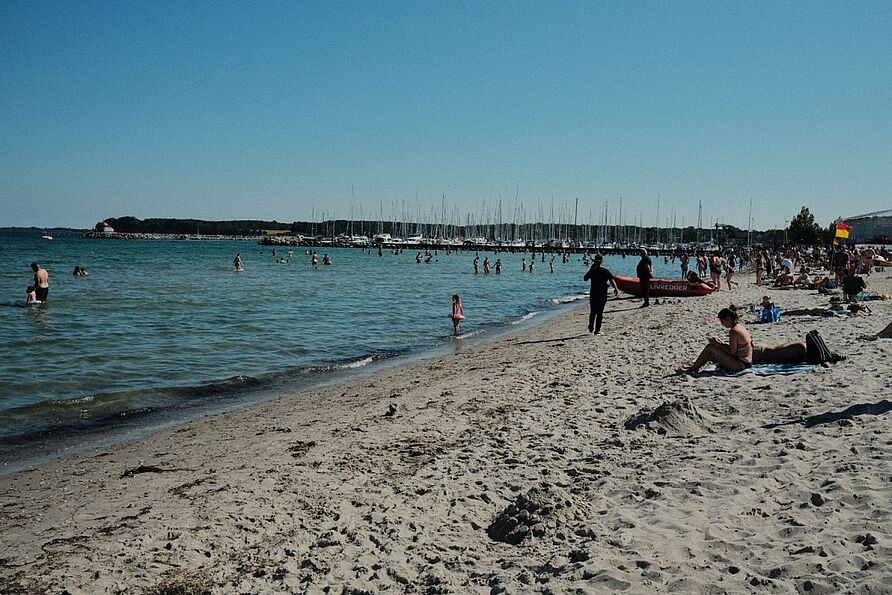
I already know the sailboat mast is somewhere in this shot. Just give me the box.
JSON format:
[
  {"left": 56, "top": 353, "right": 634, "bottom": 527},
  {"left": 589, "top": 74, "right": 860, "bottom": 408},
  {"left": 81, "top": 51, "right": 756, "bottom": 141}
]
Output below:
[{"left": 747, "top": 197, "right": 753, "bottom": 246}]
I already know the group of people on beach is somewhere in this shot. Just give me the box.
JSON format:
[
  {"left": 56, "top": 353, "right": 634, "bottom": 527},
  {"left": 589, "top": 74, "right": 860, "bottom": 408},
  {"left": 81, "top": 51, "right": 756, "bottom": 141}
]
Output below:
[
  {"left": 675, "top": 244, "right": 891, "bottom": 374},
  {"left": 573, "top": 242, "right": 891, "bottom": 373}
]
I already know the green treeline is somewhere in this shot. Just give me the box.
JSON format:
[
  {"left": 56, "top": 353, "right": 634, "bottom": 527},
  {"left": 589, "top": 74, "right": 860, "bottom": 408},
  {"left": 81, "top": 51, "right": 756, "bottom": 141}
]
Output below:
[
  {"left": 101, "top": 215, "right": 835, "bottom": 246},
  {"left": 103, "top": 217, "right": 293, "bottom": 235}
]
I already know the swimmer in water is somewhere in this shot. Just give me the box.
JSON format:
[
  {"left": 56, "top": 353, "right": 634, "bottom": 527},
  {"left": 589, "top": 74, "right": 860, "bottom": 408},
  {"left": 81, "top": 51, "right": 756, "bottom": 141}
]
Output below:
[
  {"left": 26, "top": 285, "right": 38, "bottom": 304},
  {"left": 234, "top": 253, "right": 243, "bottom": 271}
]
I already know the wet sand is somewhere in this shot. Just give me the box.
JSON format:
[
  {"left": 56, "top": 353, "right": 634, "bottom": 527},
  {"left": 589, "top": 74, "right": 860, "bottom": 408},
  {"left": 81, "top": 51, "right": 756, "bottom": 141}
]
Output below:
[{"left": 2, "top": 271, "right": 891, "bottom": 593}]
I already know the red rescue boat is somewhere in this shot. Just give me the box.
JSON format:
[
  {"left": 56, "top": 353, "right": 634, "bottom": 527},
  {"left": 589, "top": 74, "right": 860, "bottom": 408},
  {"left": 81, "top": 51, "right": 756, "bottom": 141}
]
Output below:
[{"left": 613, "top": 275, "right": 717, "bottom": 298}]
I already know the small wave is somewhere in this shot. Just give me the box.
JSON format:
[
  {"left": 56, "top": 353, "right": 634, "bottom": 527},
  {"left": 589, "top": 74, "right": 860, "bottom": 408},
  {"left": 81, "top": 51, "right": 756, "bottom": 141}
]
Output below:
[
  {"left": 337, "top": 356, "right": 375, "bottom": 369},
  {"left": 511, "top": 311, "right": 541, "bottom": 324},
  {"left": 303, "top": 352, "right": 400, "bottom": 374},
  {"left": 548, "top": 294, "right": 588, "bottom": 304},
  {"left": 452, "top": 330, "right": 482, "bottom": 340}
]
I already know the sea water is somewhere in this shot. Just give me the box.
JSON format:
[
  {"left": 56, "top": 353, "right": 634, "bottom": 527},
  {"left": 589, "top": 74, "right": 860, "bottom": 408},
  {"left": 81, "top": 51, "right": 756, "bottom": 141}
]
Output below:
[{"left": 0, "top": 230, "right": 678, "bottom": 467}]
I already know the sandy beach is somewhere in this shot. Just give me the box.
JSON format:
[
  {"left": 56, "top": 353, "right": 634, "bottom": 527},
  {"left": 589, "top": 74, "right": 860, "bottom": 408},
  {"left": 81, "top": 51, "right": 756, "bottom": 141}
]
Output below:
[{"left": 2, "top": 271, "right": 891, "bottom": 594}]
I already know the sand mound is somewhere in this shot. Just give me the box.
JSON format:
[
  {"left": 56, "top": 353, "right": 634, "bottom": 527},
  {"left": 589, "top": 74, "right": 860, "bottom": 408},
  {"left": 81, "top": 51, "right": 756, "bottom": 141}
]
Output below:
[
  {"left": 487, "top": 484, "right": 588, "bottom": 545},
  {"left": 624, "top": 396, "right": 711, "bottom": 436}
]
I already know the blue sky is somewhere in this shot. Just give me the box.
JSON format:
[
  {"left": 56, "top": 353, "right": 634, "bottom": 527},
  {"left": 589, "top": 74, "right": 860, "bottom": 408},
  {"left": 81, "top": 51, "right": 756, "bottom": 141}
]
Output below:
[{"left": 1, "top": 1, "right": 889, "bottom": 230}]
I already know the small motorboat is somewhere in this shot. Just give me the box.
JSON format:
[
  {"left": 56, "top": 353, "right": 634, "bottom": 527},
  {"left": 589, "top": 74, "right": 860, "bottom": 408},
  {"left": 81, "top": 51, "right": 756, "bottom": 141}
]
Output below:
[{"left": 613, "top": 275, "right": 717, "bottom": 298}]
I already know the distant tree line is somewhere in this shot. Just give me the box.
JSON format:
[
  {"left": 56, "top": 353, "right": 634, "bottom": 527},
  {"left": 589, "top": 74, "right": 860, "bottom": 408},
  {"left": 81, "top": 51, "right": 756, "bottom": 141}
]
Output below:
[{"left": 104, "top": 217, "right": 293, "bottom": 235}]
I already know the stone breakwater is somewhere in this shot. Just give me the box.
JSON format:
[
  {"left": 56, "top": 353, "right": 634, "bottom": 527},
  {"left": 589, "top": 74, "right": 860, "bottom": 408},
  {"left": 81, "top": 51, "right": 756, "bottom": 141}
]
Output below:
[{"left": 82, "top": 231, "right": 259, "bottom": 241}]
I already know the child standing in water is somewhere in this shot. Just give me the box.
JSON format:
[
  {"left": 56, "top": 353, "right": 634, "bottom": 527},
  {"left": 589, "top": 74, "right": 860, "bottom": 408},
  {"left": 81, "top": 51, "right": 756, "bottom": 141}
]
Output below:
[
  {"left": 450, "top": 294, "right": 465, "bottom": 335},
  {"left": 25, "top": 285, "right": 38, "bottom": 304}
]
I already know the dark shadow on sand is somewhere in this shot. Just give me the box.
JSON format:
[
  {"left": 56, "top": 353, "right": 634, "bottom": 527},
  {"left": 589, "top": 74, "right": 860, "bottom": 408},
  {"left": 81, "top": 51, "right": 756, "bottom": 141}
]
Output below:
[
  {"left": 607, "top": 305, "right": 653, "bottom": 313},
  {"left": 517, "top": 334, "right": 590, "bottom": 345},
  {"left": 763, "top": 399, "right": 892, "bottom": 429}
]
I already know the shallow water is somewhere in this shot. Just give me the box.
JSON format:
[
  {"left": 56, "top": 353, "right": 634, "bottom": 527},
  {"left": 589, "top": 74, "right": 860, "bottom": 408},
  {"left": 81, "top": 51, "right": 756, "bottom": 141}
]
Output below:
[{"left": 0, "top": 230, "right": 679, "bottom": 463}]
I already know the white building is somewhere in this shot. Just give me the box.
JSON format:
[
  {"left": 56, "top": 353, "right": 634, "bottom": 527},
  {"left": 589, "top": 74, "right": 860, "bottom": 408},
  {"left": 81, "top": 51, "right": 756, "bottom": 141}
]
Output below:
[{"left": 846, "top": 210, "right": 892, "bottom": 243}]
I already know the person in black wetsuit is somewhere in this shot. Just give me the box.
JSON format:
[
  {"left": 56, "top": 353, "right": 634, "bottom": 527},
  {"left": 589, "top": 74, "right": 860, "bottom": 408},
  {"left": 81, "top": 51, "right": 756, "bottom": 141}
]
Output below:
[
  {"left": 583, "top": 253, "right": 618, "bottom": 334},
  {"left": 636, "top": 249, "right": 653, "bottom": 308}
]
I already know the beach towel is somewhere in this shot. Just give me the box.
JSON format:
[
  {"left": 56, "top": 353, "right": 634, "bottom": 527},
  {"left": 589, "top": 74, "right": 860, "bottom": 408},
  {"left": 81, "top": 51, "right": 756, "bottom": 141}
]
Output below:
[{"left": 693, "top": 364, "right": 818, "bottom": 378}]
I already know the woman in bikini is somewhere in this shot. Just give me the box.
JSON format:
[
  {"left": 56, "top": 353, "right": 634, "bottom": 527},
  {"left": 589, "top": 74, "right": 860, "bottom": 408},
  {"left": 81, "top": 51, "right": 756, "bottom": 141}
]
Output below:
[
  {"left": 450, "top": 294, "right": 465, "bottom": 335},
  {"left": 678, "top": 307, "right": 753, "bottom": 374}
]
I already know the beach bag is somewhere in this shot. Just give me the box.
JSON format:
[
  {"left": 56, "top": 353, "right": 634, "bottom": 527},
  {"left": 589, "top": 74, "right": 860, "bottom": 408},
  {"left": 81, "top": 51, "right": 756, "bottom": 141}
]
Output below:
[
  {"left": 805, "top": 330, "right": 845, "bottom": 365},
  {"left": 758, "top": 306, "right": 782, "bottom": 323}
]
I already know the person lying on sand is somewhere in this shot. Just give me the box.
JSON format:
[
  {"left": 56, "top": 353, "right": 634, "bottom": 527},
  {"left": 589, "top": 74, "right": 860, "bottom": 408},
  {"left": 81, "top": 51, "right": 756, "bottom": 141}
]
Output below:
[
  {"left": 772, "top": 272, "right": 795, "bottom": 288},
  {"left": 784, "top": 303, "right": 871, "bottom": 317},
  {"left": 678, "top": 308, "right": 753, "bottom": 374},
  {"left": 862, "top": 320, "right": 892, "bottom": 341},
  {"left": 752, "top": 342, "right": 807, "bottom": 364}
]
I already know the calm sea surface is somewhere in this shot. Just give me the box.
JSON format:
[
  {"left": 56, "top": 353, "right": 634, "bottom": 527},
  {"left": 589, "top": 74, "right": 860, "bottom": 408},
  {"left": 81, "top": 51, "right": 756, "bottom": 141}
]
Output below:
[{"left": 0, "top": 230, "right": 677, "bottom": 468}]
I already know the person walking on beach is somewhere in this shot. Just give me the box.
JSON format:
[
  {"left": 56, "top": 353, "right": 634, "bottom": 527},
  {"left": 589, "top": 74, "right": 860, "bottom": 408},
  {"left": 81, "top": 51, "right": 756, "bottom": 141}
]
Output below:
[
  {"left": 31, "top": 262, "right": 49, "bottom": 302},
  {"left": 583, "top": 254, "right": 618, "bottom": 334},
  {"left": 450, "top": 294, "right": 465, "bottom": 335},
  {"left": 725, "top": 258, "right": 739, "bottom": 290},
  {"left": 636, "top": 249, "right": 652, "bottom": 307},
  {"left": 709, "top": 255, "right": 723, "bottom": 291}
]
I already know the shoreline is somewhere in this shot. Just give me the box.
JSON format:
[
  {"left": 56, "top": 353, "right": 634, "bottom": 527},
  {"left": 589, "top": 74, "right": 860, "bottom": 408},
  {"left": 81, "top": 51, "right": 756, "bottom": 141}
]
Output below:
[
  {"left": 2, "top": 271, "right": 891, "bottom": 593},
  {"left": 0, "top": 296, "right": 587, "bottom": 477}
]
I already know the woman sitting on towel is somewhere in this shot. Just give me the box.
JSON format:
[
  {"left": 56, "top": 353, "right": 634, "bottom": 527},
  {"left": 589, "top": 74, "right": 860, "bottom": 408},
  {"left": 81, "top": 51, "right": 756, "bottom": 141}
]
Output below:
[{"left": 678, "top": 307, "right": 753, "bottom": 374}]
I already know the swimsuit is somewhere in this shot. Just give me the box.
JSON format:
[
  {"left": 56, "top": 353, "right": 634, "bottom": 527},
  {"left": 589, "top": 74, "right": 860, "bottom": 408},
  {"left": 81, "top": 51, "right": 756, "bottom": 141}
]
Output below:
[{"left": 734, "top": 337, "right": 754, "bottom": 368}]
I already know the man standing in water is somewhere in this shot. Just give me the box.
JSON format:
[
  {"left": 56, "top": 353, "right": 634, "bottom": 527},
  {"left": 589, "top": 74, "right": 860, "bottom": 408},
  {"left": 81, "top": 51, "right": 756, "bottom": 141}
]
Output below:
[
  {"left": 583, "top": 254, "right": 618, "bottom": 334},
  {"left": 636, "top": 249, "right": 653, "bottom": 308},
  {"left": 31, "top": 262, "right": 49, "bottom": 302}
]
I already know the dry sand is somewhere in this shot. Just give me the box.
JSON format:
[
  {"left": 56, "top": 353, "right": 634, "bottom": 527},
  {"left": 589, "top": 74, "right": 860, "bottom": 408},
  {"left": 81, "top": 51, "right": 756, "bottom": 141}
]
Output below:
[{"left": 2, "top": 271, "right": 891, "bottom": 594}]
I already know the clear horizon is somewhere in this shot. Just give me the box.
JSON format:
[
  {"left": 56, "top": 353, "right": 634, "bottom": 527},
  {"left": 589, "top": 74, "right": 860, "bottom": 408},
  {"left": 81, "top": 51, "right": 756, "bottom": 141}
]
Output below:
[{"left": 1, "top": 2, "right": 889, "bottom": 230}]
